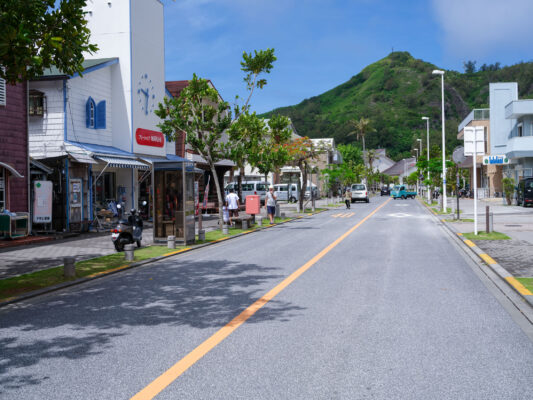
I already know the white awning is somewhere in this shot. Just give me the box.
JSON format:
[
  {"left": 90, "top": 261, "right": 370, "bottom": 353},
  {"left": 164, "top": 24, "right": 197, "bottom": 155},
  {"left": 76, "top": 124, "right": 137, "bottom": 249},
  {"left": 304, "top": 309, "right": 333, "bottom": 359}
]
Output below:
[
  {"left": 68, "top": 152, "right": 99, "bottom": 164},
  {"left": 95, "top": 156, "right": 149, "bottom": 169},
  {"left": 0, "top": 161, "right": 24, "bottom": 178}
]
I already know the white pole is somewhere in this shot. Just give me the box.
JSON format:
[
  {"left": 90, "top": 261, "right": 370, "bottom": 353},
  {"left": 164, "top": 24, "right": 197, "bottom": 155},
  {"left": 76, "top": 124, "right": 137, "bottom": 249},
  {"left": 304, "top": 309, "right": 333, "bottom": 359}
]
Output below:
[
  {"left": 427, "top": 119, "right": 430, "bottom": 203},
  {"left": 473, "top": 137, "right": 478, "bottom": 235},
  {"left": 440, "top": 74, "right": 447, "bottom": 213}
]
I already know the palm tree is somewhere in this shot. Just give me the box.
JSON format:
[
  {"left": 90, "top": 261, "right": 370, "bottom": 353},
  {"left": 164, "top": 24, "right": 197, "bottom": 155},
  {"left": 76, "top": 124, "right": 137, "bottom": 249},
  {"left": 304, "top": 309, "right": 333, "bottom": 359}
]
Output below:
[{"left": 348, "top": 117, "right": 374, "bottom": 167}]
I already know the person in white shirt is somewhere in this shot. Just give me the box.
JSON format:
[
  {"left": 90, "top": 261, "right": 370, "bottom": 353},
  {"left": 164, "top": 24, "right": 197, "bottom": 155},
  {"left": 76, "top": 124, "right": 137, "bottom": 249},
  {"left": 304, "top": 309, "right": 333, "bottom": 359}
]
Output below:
[{"left": 225, "top": 189, "right": 240, "bottom": 226}]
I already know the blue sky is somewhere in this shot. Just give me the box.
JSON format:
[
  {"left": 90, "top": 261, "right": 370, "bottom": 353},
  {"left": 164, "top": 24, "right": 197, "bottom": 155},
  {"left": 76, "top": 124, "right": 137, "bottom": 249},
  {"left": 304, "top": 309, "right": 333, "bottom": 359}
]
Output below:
[{"left": 162, "top": 0, "right": 533, "bottom": 114}]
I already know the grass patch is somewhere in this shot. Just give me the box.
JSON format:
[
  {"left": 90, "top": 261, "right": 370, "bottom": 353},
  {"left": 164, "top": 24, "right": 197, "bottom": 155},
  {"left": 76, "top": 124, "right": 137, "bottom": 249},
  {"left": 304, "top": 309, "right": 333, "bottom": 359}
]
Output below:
[
  {"left": 516, "top": 278, "right": 533, "bottom": 293},
  {"left": 197, "top": 217, "right": 293, "bottom": 243},
  {"left": 0, "top": 246, "right": 183, "bottom": 302},
  {"left": 445, "top": 218, "right": 474, "bottom": 222},
  {"left": 463, "top": 231, "right": 511, "bottom": 240},
  {"left": 432, "top": 207, "right": 453, "bottom": 215}
]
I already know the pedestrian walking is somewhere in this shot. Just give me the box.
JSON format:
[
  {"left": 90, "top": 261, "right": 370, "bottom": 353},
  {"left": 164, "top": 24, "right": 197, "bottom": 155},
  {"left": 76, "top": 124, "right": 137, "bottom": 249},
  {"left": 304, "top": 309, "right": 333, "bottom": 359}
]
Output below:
[
  {"left": 265, "top": 185, "right": 277, "bottom": 224},
  {"left": 344, "top": 188, "right": 351, "bottom": 209},
  {"left": 225, "top": 189, "right": 240, "bottom": 226}
]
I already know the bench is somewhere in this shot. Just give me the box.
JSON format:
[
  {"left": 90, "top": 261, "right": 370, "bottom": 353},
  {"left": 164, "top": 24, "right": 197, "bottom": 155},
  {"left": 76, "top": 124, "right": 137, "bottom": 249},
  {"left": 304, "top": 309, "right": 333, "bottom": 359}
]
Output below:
[{"left": 231, "top": 215, "right": 253, "bottom": 229}]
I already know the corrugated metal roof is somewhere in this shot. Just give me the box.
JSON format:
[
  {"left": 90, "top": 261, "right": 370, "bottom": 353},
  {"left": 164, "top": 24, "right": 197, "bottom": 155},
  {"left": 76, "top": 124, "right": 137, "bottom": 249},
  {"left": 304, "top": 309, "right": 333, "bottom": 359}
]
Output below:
[{"left": 95, "top": 156, "right": 149, "bottom": 169}]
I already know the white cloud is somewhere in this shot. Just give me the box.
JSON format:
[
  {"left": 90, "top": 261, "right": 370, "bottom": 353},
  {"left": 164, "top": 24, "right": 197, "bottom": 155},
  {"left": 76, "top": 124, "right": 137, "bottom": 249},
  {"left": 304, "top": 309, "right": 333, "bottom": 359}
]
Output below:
[{"left": 432, "top": 0, "right": 533, "bottom": 57}]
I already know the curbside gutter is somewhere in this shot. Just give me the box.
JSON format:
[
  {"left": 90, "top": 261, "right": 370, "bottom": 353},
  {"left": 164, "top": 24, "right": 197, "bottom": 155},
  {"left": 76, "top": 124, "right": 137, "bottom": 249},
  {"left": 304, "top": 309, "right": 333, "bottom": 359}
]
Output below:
[
  {"left": 0, "top": 209, "right": 329, "bottom": 308},
  {"left": 418, "top": 199, "right": 533, "bottom": 308}
]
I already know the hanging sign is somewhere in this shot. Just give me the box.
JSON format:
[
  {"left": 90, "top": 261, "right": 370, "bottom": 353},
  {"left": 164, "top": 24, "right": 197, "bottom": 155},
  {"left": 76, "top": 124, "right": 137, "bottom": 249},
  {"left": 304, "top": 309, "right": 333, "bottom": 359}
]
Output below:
[
  {"left": 33, "top": 181, "right": 53, "bottom": 223},
  {"left": 483, "top": 155, "right": 509, "bottom": 165},
  {"left": 136, "top": 128, "right": 165, "bottom": 148}
]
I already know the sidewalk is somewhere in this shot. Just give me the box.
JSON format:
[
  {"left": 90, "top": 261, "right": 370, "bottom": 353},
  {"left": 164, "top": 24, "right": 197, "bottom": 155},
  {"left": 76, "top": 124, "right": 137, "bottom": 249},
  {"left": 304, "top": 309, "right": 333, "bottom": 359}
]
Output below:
[
  {"left": 444, "top": 197, "right": 533, "bottom": 279},
  {"left": 0, "top": 199, "right": 337, "bottom": 281}
]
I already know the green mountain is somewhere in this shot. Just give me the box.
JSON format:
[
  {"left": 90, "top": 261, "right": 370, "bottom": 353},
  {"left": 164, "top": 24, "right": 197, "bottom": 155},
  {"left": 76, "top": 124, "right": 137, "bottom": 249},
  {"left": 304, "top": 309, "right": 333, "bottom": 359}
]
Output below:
[{"left": 262, "top": 52, "right": 533, "bottom": 160}]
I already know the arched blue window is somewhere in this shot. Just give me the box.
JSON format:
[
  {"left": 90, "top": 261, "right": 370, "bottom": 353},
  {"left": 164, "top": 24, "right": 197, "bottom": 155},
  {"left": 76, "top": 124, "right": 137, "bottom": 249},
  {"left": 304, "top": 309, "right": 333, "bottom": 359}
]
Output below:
[{"left": 86, "top": 97, "right": 96, "bottom": 128}]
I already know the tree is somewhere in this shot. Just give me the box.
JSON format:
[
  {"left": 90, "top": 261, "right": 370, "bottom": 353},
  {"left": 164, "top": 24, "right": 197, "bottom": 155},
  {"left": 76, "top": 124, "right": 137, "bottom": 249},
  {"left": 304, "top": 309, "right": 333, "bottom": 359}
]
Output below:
[
  {"left": 337, "top": 143, "right": 363, "bottom": 165},
  {"left": 348, "top": 118, "right": 374, "bottom": 158},
  {"left": 463, "top": 60, "right": 477, "bottom": 74},
  {"left": 228, "top": 48, "right": 277, "bottom": 199},
  {"left": 502, "top": 177, "right": 515, "bottom": 205},
  {"left": 0, "top": 0, "right": 98, "bottom": 83},
  {"left": 156, "top": 74, "right": 232, "bottom": 229},
  {"left": 284, "top": 137, "right": 322, "bottom": 210}
]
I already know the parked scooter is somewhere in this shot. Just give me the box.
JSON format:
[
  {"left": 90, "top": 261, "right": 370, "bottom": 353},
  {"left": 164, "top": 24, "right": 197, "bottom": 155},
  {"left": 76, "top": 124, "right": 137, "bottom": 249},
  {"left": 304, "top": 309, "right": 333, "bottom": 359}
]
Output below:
[{"left": 111, "top": 208, "right": 143, "bottom": 252}]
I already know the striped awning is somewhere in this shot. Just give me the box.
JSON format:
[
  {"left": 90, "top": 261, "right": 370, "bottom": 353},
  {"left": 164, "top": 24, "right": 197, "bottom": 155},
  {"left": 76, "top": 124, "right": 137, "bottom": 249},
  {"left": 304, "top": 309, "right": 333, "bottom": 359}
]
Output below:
[{"left": 95, "top": 156, "right": 149, "bottom": 169}]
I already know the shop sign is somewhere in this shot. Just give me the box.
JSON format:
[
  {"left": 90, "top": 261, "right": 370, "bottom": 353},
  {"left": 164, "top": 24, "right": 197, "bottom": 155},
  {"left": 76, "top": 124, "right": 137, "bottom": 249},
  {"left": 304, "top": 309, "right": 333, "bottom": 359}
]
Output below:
[
  {"left": 483, "top": 155, "right": 509, "bottom": 165},
  {"left": 136, "top": 128, "right": 165, "bottom": 148},
  {"left": 33, "top": 180, "right": 52, "bottom": 223}
]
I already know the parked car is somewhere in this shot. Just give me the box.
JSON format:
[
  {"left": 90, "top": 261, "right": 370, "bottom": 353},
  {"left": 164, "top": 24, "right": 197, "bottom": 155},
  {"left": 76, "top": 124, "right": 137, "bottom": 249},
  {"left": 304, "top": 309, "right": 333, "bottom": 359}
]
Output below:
[
  {"left": 273, "top": 183, "right": 299, "bottom": 203},
  {"left": 225, "top": 181, "right": 269, "bottom": 204},
  {"left": 517, "top": 178, "right": 533, "bottom": 207},
  {"left": 391, "top": 185, "right": 417, "bottom": 199},
  {"left": 350, "top": 183, "right": 369, "bottom": 203},
  {"left": 380, "top": 186, "right": 390, "bottom": 196}
]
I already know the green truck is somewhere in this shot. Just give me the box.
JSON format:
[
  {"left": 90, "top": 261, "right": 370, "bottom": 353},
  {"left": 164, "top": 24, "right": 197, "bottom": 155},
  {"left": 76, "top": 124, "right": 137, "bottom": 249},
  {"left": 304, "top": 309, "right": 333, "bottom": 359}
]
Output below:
[{"left": 390, "top": 185, "right": 417, "bottom": 199}]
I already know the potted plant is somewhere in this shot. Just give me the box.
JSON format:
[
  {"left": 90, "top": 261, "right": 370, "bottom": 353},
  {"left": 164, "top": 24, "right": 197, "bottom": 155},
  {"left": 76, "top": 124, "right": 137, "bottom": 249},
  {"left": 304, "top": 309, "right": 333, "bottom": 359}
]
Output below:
[{"left": 502, "top": 177, "right": 515, "bottom": 205}]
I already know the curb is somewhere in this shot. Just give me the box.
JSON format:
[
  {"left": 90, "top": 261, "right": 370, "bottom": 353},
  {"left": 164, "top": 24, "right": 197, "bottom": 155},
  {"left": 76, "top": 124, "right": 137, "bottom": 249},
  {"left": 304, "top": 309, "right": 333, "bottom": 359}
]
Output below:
[
  {"left": 418, "top": 199, "right": 533, "bottom": 308},
  {"left": 0, "top": 210, "right": 328, "bottom": 308}
]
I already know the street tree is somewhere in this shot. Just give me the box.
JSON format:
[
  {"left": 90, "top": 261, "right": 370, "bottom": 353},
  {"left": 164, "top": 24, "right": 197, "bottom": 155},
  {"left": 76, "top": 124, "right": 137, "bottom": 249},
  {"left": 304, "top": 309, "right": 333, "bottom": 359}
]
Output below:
[
  {"left": 0, "top": 0, "right": 98, "bottom": 83},
  {"left": 348, "top": 117, "right": 374, "bottom": 159},
  {"left": 228, "top": 48, "right": 277, "bottom": 199},
  {"left": 285, "top": 137, "right": 322, "bottom": 210},
  {"left": 155, "top": 74, "right": 232, "bottom": 229}
]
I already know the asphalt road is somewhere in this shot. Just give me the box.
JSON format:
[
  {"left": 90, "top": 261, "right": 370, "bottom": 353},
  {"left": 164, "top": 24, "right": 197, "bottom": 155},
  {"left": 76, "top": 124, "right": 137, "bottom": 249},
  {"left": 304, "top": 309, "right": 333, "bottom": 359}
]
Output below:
[{"left": 1, "top": 197, "right": 533, "bottom": 399}]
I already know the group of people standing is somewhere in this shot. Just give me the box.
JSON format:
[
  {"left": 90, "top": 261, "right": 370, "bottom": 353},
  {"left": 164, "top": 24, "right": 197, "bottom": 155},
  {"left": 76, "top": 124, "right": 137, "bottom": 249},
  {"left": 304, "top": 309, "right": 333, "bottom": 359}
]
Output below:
[{"left": 225, "top": 186, "right": 278, "bottom": 225}]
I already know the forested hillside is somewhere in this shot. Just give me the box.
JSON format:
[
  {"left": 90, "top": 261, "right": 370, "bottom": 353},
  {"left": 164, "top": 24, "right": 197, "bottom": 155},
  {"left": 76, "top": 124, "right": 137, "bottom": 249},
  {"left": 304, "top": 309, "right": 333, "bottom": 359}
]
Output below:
[{"left": 262, "top": 52, "right": 533, "bottom": 160}]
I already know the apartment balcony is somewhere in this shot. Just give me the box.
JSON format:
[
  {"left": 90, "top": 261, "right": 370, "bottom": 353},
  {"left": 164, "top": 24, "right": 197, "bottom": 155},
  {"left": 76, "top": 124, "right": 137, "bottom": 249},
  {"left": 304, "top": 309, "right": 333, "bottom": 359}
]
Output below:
[
  {"left": 505, "top": 99, "right": 533, "bottom": 119},
  {"left": 506, "top": 136, "right": 533, "bottom": 159},
  {"left": 458, "top": 109, "right": 490, "bottom": 138}
]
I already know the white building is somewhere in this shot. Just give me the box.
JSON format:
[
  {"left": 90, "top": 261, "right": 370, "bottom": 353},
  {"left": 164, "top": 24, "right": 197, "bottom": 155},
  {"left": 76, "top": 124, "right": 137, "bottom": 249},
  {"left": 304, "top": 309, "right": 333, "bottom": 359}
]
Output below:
[{"left": 29, "top": 0, "right": 174, "bottom": 231}]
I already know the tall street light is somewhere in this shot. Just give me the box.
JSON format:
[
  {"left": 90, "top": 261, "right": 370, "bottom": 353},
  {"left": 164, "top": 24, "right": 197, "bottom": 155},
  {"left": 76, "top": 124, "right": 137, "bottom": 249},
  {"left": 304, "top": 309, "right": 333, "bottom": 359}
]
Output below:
[
  {"left": 421, "top": 117, "right": 430, "bottom": 203},
  {"left": 432, "top": 69, "right": 446, "bottom": 212},
  {"left": 416, "top": 138, "right": 422, "bottom": 196}
]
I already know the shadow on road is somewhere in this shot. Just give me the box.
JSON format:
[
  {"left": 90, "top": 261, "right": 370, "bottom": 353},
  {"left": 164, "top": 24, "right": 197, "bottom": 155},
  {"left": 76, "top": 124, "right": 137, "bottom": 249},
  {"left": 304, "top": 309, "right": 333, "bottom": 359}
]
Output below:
[{"left": 0, "top": 258, "right": 305, "bottom": 393}]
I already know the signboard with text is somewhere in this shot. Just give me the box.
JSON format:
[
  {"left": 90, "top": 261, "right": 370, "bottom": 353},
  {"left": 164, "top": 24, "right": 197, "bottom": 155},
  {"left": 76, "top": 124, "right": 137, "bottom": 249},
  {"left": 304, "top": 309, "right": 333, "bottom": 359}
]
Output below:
[
  {"left": 33, "top": 181, "right": 52, "bottom": 223},
  {"left": 483, "top": 155, "right": 509, "bottom": 165},
  {"left": 135, "top": 128, "right": 165, "bottom": 148}
]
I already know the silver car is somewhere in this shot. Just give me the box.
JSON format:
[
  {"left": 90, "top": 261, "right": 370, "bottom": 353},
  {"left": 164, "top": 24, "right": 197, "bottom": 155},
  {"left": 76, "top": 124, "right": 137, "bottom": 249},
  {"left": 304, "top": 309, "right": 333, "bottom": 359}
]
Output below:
[{"left": 350, "top": 183, "right": 369, "bottom": 203}]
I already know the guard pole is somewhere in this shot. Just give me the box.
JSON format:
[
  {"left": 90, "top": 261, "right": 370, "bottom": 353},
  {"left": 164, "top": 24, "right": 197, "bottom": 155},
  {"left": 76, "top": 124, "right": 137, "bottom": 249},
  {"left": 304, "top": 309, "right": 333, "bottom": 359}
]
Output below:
[{"left": 473, "top": 142, "right": 478, "bottom": 235}]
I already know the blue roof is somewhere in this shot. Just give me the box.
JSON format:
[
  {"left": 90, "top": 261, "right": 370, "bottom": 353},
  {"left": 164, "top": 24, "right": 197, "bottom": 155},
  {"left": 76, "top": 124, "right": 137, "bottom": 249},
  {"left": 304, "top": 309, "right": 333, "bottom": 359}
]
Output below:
[{"left": 71, "top": 141, "right": 134, "bottom": 157}]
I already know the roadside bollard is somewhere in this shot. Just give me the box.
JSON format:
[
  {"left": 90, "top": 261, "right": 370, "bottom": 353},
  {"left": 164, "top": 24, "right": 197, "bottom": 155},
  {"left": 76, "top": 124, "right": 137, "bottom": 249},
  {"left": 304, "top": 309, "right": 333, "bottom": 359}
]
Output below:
[
  {"left": 63, "top": 257, "right": 76, "bottom": 278},
  {"left": 275, "top": 203, "right": 281, "bottom": 218},
  {"left": 198, "top": 229, "right": 205, "bottom": 241},
  {"left": 281, "top": 212, "right": 286, "bottom": 218},
  {"left": 257, "top": 216, "right": 263, "bottom": 226},
  {"left": 242, "top": 220, "right": 248, "bottom": 230},
  {"left": 124, "top": 244, "right": 135, "bottom": 261},
  {"left": 489, "top": 212, "right": 494, "bottom": 233},
  {"left": 167, "top": 235, "right": 176, "bottom": 249},
  {"left": 222, "top": 225, "right": 229, "bottom": 234}
]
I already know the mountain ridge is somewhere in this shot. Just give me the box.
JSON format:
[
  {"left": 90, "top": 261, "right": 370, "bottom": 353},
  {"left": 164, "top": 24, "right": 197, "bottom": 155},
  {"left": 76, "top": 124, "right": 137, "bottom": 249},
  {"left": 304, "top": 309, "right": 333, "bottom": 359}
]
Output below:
[{"left": 261, "top": 52, "right": 533, "bottom": 160}]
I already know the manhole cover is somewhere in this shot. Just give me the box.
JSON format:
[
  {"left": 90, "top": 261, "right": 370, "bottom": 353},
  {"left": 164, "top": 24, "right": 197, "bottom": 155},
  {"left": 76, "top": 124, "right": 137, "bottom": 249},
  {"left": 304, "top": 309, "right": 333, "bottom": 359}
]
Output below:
[{"left": 504, "top": 224, "right": 522, "bottom": 227}]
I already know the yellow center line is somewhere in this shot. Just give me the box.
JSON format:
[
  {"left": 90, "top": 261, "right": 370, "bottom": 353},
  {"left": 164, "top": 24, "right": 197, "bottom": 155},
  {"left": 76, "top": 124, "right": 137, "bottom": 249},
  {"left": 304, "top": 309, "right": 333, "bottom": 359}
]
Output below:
[
  {"left": 506, "top": 277, "right": 533, "bottom": 296},
  {"left": 130, "top": 198, "right": 392, "bottom": 400}
]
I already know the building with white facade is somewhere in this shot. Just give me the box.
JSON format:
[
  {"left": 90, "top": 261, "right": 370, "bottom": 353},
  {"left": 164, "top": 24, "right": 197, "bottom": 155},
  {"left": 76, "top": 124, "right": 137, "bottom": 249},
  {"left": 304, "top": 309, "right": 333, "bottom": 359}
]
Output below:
[{"left": 29, "top": 0, "right": 177, "bottom": 231}]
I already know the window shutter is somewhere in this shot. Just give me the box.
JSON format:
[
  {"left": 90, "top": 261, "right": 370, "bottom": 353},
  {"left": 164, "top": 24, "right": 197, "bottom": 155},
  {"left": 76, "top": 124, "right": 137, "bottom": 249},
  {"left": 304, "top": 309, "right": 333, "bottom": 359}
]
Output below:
[
  {"left": 86, "top": 97, "right": 92, "bottom": 128},
  {"left": 96, "top": 100, "right": 106, "bottom": 129},
  {"left": 0, "top": 77, "right": 6, "bottom": 106}
]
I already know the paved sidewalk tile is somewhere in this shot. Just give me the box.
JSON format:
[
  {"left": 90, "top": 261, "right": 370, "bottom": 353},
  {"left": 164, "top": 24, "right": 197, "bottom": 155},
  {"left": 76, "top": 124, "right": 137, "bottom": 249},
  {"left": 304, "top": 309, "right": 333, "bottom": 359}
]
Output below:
[{"left": 473, "top": 239, "right": 533, "bottom": 278}]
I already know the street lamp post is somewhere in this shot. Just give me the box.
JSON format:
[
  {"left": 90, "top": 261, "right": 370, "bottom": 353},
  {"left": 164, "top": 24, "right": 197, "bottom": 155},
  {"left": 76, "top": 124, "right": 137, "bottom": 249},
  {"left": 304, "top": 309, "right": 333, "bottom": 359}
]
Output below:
[
  {"left": 432, "top": 70, "right": 446, "bottom": 212},
  {"left": 413, "top": 148, "right": 419, "bottom": 194},
  {"left": 417, "top": 138, "right": 422, "bottom": 197},
  {"left": 422, "top": 117, "right": 430, "bottom": 203}
]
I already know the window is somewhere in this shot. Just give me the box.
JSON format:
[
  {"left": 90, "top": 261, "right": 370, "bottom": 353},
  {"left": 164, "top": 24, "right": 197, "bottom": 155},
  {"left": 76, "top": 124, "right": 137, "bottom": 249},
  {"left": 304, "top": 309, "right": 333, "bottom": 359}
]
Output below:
[
  {"left": 518, "top": 123, "right": 523, "bottom": 137},
  {"left": 29, "top": 90, "right": 46, "bottom": 116},
  {"left": 0, "top": 75, "right": 5, "bottom": 106},
  {"left": 256, "top": 183, "right": 267, "bottom": 191},
  {"left": 0, "top": 168, "right": 5, "bottom": 211},
  {"left": 86, "top": 97, "right": 106, "bottom": 129},
  {"left": 93, "top": 171, "right": 116, "bottom": 205}
]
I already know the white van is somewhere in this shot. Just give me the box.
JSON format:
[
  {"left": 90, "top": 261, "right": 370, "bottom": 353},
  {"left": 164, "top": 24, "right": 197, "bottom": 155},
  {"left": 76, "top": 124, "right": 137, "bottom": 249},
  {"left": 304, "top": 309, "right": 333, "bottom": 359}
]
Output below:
[
  {"left": 225, "top": 181, "right": 269, "bottom": 204},
  {"left": 273, "top": 183, "right": 300, "bottom": 203}
]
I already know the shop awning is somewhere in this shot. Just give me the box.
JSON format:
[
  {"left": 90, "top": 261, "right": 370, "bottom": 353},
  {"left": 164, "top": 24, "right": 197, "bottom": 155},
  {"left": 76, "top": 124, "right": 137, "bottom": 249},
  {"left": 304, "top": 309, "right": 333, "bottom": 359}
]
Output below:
[
  {"left": 68, "top": 152, "right": 99, "bottom": 164},
  {"left": 0, "top": 161, "right": 24, "bottom": 178},
  {"left": 30, "top": 158, "right": 54, "bottom": 175},
  {"left": 95, "top": 156, "right": 150, "bottom": 169}
]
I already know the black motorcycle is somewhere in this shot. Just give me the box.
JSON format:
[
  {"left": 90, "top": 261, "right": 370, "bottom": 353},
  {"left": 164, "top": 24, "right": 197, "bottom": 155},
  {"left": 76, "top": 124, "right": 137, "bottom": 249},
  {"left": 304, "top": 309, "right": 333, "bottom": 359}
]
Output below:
[{"left": 111, "top": 209, "right": 143, "bottom": 252}]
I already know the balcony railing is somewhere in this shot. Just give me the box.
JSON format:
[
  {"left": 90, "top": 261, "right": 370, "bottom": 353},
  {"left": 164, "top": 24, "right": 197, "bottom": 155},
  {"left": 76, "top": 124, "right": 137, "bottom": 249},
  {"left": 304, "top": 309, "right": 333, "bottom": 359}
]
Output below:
[{"left": 458, "top": 108, "right": 490, "bottom": 133}]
